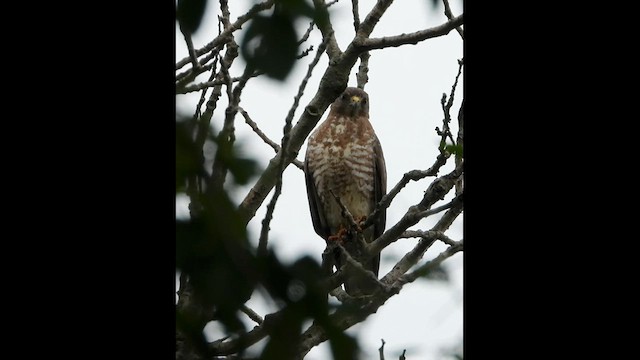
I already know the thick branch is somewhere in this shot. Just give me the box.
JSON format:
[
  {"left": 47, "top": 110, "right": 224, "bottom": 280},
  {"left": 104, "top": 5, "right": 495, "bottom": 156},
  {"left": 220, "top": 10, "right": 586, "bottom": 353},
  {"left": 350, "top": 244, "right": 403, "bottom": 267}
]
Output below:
[
  {"left": 360, "top": 14, "right": 463, "bottom": 51},
  {"left": 312, "top": 0, "right": 342, "bottom": 59}
]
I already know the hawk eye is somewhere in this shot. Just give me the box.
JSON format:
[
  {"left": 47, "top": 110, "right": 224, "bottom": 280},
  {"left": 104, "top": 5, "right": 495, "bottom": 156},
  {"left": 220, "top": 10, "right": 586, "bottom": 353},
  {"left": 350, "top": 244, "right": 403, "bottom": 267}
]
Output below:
[
  {"left": 342, "top": 94, "right": 349, "bottom": 100},
  {"left": 362, "top": 98, "right": 367, "bottom": 104}
]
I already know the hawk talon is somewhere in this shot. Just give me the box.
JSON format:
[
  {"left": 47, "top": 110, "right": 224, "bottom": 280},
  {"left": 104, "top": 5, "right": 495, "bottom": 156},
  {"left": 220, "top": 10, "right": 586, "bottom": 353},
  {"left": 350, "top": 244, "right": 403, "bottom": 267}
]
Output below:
[
  {"left": 328, "top": 226, "right": 348, "bottom": 243},
  {"left": 354, "top": 215, "right": 367, "bottom": 232}
]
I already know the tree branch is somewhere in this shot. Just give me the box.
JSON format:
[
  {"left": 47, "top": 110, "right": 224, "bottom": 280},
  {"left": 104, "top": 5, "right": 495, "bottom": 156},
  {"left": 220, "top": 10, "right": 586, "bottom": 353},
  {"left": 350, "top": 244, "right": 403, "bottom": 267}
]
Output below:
[
  {"left": 240, "top": 305, "right": 264, "bottom": 325},
  {"left": 177, "top": 71, "right": 264, "bottom": 94},
  {"left": 443, "top": 0, "right": 464, "bottom": 39},
  {"left": 379, "top": 339, "right": 386, "bottom": 360},
  {"left": 238, "top": 0, "right": 414, "bottom": 225},
  {"left": 367, "top": 162, "right": 463, "bottom": 258},
  {"left": 402, "top": 240, "right": 463, "bottom": 283},
  {"left": 176, "top": 0, "right": 275, "bottom": 71},
  {"left": 257, "top": 35, "right": 329, "bottom": 256},
  {"left": 360, "top": 14, "right": 463, "bottom": 51},
  {"left": 238, "top": 107, "right": 304, "bottom": 170},
  {"left": 363, "top": 151, "right": 449, "bottom": 231},
  {"left": 312, "top": 0, "right": 342, "bottom": 60}
]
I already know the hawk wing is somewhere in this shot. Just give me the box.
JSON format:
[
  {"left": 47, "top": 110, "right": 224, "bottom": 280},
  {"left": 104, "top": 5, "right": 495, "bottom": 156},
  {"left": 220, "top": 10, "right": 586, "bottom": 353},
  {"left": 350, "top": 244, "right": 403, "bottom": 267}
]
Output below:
[
  {"left": 370, "top": 134, "right": 387, "bottom": 276},
  {"left": 304, "top": 151, "right": 330, "bottom": 240}
]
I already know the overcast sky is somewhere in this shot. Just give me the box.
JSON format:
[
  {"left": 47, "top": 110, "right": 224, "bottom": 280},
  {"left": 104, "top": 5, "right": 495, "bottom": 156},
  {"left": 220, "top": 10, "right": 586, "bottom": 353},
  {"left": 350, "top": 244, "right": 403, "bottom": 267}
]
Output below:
[{"left": 176, "top": 1, "right": 464, "bottom": 359}]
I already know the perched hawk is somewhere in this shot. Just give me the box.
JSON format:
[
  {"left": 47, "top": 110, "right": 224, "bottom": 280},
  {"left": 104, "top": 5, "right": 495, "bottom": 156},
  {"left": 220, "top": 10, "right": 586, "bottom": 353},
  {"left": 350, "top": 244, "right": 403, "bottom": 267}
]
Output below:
[{"left": 304, "top": 87, "right": 387, "bottom": 296}]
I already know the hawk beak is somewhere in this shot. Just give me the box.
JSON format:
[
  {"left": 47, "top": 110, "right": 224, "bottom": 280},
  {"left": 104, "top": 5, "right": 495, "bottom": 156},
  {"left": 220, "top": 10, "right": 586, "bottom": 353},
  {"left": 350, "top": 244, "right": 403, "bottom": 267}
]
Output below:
[{"left": 350, "top": 95, "right": 361, "bottom": 104}]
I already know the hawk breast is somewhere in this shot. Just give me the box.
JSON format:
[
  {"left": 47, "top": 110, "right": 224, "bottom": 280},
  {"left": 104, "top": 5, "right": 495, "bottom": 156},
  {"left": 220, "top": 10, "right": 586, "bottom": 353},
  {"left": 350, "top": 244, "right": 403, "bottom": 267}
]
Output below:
[{"left": 306, "top": 115, "right": 377, "bottom": 231}]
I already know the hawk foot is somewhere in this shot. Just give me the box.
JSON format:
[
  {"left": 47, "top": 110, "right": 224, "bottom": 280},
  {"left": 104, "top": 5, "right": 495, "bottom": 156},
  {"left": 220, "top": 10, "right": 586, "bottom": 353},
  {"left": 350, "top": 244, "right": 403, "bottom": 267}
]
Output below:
[
  {"left": 354, "top": 215, "right": 367, "bottom": 232},
  {"left": 328, "top": 226, "right": 348, "bottom": 243}
]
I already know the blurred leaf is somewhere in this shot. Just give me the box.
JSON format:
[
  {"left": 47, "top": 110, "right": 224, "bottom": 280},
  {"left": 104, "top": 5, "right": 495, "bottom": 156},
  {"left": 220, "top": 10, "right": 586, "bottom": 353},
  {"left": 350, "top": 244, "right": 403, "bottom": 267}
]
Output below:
[
  {"left": 176, "top": 307, "right": 210, "bottom": 358},
  {"left": 261, "top": 308, "right": 304, "bottom": 360},
  {"left": 328, "top": 328, "right": 359, "bottom": 360},
  {"left": 176, "top": 121, "right": 201, "bottom": 193},
  {"left": 176, "top": 216, "right": 256, "bottom": 333},
  {"left": 276, "top": 0, "right": 316, "bottom": 18},
  {"left": 215, "top": 140, "right": 260, "bottom": 186},
  {"left": 241, "top": 14, "right": 298, "bottom": 80},
  {"left": 176, "top": 0, "right": 208, "bottom": 34},
  {"left": 417, "top": 263, "right": 450, "bottom": 282}
]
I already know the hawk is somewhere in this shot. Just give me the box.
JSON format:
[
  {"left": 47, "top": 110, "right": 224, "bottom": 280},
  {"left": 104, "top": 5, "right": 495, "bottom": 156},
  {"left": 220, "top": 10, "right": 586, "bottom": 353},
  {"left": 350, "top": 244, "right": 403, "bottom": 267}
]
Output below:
[{"left": 304, "top": 87, "right": 387, "bottom": 296}]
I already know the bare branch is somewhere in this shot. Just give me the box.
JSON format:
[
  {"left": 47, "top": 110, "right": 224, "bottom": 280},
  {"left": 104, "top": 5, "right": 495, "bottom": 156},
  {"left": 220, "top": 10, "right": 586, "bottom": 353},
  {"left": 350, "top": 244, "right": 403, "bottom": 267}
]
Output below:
[
  {"left": 363, "top": 152, "right": 449, "bottom": 230},
  {"left": 360, "top": 14, "right": 463, "bottom": 51},
  {"left": 177, "top": 71, "right": 264, "bottom": 94},
  {"left": 337, "top": 243, "right": 385, "bottom": 291},
  {"left": 400, "top": 230, "right": 458, "bottom": 246},
  {"left": 356, "top": 0, "right": 395, "bottom": 38},
  {"left": 208, "top": 1, "right": 242, "bottom": 191},
  {"left": 367, "top": 162, "right": 463, "bottom": 257},
  {"left": 238, "top": 107, "right": 304, "bottom": 170},
  {"left": 312, "top": 0, "right": 342, "bottom": 59},
  {"left": 257, "top": 36, "right": 329, "bottom": 256},
  {"left": 176, "top": 0, "right": 275, "bottom": 71},
  {"left": 379, "top": 206, "right": 462, "bottom": 289},
  {"left": 400, "top": 349, "right": 407, "bottom": 360},
  {"left": 329, "top": 190, "right": 359, "bottom": 230},
  {"left": 240, "top": 305, "right": 264, "bottom": 325},
  {"left": 182, "top": 32, "right": 200, "bottom": 71},
  {"left": 379, "top": 339, "right": 386, "bottom": 360},
  {"left": 415, "top": 197, "right": 459, "bottom": 221},
  {"left": 351, "top": 0, "right": 361, "bottom": 31},
  {"left": 402, "top": 240, "right": 463, "bottom": 283},
  {"left": 443, "top": 0, "right": 464, "bottom": 39}
]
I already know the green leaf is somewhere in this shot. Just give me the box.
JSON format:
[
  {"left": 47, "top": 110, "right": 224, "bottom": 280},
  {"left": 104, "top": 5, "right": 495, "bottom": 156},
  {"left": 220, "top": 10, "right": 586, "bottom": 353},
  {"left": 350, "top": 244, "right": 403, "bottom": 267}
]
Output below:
[{"left": 445, "top": 143, "right": 463, "bottom": 157}]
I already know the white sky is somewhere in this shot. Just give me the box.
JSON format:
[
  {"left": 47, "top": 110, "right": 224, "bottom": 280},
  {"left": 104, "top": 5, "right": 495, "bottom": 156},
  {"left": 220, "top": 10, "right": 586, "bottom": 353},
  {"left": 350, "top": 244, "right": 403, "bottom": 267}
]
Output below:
[{"left": 176, "top": 1, "right": 464, "bottom": 359}]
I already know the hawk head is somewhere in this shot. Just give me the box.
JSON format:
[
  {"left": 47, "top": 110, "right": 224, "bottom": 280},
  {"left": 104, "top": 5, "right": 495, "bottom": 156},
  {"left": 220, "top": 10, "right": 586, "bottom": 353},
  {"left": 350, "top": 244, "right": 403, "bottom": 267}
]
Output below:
[{"left": 331, "top": 87, "right": 369, "bottom": 118}]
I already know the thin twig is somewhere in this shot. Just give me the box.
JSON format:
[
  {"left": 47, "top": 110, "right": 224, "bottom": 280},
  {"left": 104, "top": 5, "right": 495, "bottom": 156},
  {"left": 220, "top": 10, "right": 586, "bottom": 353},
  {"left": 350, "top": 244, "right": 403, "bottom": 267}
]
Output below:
[
  {"left": 351, "top": 0, "right": 361, "bottom": 31},
  {"left": 367, "top": 162, "right": 463, "bottom": 258},
  {"left": 176, "top": 0, "right": 275, "bottom": 71},
  {"left": 337, "top": 243, "right": 383, "bottom": 290},
  {"left": 402, "top": 240, "right": 463, "bottom": 283},
  {"left": 400, "top": 230, "right": 457, "bottom": 246},
  {"left": 399, "top": 349, "right": 407, "bottom": 360},
  {"left": 238, "top": 107, "right": 304, "bottom": 170},
  {"left": 414, "top": 196, "right": 458, "bottom": 220},
  {"left": 443, "top": 0, "right": 464, "bottom": 39},
  {"left": 363, "top": 152, "right": 449, "bottom": 230},
  {"left": 183, "top": 32, "right": 201, "bottom": 72},
  {"left": 178, "top": 71, "right": 264, "bottom": 94}
]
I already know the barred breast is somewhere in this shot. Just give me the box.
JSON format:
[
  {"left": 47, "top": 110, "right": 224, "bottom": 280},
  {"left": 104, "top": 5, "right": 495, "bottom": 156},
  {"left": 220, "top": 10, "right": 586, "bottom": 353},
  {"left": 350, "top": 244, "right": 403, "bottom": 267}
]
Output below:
[{"left": 306, "top": 115, "right": 377, "bottom": 231}]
